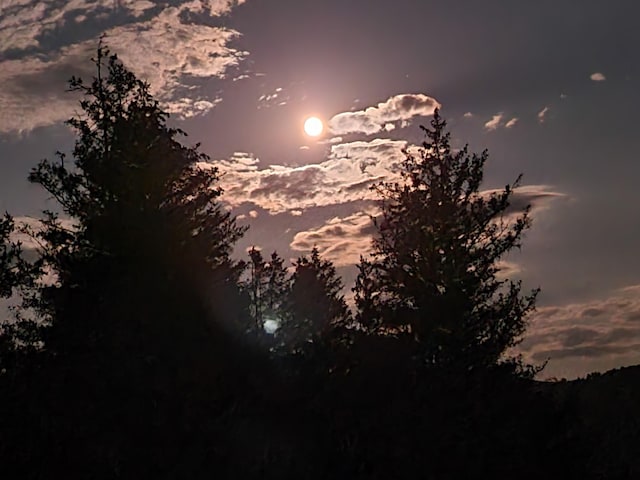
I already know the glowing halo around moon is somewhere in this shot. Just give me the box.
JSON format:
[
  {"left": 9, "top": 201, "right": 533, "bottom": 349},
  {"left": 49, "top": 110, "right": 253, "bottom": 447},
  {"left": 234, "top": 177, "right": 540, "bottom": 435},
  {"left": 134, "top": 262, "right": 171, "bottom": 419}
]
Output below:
[{"left": 304, "top": 116, "right": 324, "bottom": 137}]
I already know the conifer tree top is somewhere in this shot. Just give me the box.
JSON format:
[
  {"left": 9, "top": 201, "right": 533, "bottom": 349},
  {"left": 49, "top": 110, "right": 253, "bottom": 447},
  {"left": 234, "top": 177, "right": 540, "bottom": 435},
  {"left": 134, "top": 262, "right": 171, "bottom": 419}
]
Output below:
[{"left": 355, "top": 109, "right": 539, "bottom": 374}]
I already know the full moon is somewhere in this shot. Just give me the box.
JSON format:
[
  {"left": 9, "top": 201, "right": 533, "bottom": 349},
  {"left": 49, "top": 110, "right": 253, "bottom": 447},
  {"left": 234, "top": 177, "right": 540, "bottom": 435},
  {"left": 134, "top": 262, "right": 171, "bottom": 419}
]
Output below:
[{"left": 304, "top": 116, "right": 324, "bottom": 137}]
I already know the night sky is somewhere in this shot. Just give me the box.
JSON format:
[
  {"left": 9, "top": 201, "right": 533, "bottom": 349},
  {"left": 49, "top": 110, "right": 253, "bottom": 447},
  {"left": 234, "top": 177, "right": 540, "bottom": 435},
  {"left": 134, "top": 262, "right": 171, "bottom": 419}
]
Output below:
[{"left": 2, "top": 0, "right": 640, "bottom": 379}]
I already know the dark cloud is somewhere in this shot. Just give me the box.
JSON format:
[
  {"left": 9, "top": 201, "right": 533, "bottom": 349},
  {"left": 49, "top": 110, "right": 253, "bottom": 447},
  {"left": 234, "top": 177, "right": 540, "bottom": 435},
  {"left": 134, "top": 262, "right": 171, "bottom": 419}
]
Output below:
[
  {"left": 518, "top": 285, "right": 640, "bottom": 378},
  {"left": 562, "top": 327, "right": 600, "bottom": 348},
  {"left": 251, "top": 168, "right": 324, "bottom": 202},
  {"left": 531, "top": 343, "right": 640, "bottom": 363}
]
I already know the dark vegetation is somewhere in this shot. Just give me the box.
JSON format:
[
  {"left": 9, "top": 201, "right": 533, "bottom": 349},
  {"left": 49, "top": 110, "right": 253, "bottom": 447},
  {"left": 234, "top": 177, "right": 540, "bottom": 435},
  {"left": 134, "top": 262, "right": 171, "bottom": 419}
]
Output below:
[{"left": 1, "top": 48, "right": 638, "bottom": 479}]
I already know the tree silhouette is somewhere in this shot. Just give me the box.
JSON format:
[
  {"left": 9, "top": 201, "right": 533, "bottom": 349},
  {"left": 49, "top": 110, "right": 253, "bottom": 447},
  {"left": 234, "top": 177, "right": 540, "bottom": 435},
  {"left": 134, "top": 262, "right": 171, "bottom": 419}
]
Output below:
[
  {"left": 28, "top": 46, "right": 246, "bottom": 347},
  {"left": 245, "top": 246, "right": 267, "bottom": 328},
  {"left": 282, "top": 247, "right": 350, "bottom": 354},
  {"left": 243, "top": 247, "right": 290, "bottom": 331},
  {"left": 354, "top": 110, "right": 538, "bottom": 372},
  {"left": 9, "top": 46, "right": 249, "bottom": 478},
  {"left": 0, "top": 214, "right": 41, "bottom": 373},
  {"left": 0, "top": 214, "right": 23, "bottom": 300},
  {"left": 262, "top": 251, "right": 290, "bottom": 321}
]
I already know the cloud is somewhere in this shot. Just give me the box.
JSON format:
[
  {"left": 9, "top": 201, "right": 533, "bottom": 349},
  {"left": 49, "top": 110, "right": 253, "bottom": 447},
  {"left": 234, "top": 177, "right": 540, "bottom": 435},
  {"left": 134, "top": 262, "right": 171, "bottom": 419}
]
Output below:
[
  {"left": 328, "top": 93, "right": 440, "bottom": 136},
  {"left": 213, "top": 133, "right": 566, "bottom": 222},
  {"left": 471, "top": 184, "right": 567, "bottom": 232},
  {"left": 290, "top": 211, "right": 377, "bottom": 267},
  {"left": 484, "top": 113, "right": 520, "bottom": 131},
  {"left": 505, "top": 117, "right": 518, "bottom": 128},
  {"left": 0, "top": 0, "right": 248, "bottom": 132},
  {"left": 500, "top": 184, "right": 567, "bottom": 216},
  {"left": 484, "top": 113, "right": 503, "bottom": 131},
  {"left": 537, "top": 106, "right": 550, "bottom": 124},
  {"left": 319, "top": 136, "right": 344, "bottom": 145},
  {"left": 214, "top": 138, "right": 408, "bottom": 214},
  {"left": 463, "top": 112, "right": 473, "bottom": 118},
  {"left": 590, "top": 72, "right": 606, "bottom": 82},
  {"left": 517, "top": 285, "right": 640, "bottom": 378}
]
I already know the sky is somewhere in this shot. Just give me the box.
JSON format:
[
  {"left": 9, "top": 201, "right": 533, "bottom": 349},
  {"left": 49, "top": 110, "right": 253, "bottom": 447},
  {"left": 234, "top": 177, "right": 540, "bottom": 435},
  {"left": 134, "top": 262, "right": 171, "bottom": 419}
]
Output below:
[{"left": 1, "top": 0, "right": 640, "bottom": 379}]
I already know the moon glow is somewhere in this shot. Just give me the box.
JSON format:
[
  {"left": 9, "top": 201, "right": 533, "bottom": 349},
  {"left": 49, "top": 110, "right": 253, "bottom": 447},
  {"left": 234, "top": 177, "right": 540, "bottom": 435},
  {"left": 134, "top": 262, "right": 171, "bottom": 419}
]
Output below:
[{"left": 304, "top": 116, "right": 324, "bottom": 137}]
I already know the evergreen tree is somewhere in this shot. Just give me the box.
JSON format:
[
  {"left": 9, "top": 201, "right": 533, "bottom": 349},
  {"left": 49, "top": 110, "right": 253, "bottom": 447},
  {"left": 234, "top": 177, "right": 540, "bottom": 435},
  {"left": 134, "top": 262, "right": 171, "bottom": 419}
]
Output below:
[
  {"left": 283, "top": 247, "right": 349, "bottom": 352},
  {"left": 10, "top": 46, "right": 249, "bottom": 476},
  {"left": 354, "top": 110, "right": 538, "bottom": 371},
  {"left": 28, "top": 46, "right": 246, "bottom": 350}
]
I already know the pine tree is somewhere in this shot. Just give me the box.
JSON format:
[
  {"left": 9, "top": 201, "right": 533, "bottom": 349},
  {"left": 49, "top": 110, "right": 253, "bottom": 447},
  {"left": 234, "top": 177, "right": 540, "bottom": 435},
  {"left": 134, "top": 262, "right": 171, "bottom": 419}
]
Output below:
[
  {"left": 8, "top": 45, "right": 251, "bottom": 477},
  {"left": 284, "top": 247, "right": 349, "bottom": 352},
  {"left": 28, "top": 46, "right": 246, "bottom": 347},
  {"left": 354, "top": 109, "right": 538, "bottom": 372}
]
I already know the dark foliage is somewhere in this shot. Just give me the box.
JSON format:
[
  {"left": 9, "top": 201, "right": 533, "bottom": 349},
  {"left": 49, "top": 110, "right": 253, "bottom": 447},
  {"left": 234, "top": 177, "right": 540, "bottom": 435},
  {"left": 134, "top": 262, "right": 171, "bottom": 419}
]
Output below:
[
  {"left": 242, "top": 247, "right": 290, "bottom": 333},
  {"left": 0, "top": 213, "right": 41, "bottom": 374},
  {"left": 0, "top": 214, "right": 23, "bottom": 300},
  {"left": 282, "top": 247, "right": 350, "bottom": 351}
]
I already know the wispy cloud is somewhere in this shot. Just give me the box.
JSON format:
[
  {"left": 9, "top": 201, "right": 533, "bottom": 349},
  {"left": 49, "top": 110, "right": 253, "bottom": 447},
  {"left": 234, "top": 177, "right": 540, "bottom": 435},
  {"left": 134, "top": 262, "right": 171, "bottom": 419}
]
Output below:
[
  {"left": 257, "top": 86, "right": 289, "bottom": 109},
  {"left": 328, "top": 93, "right": 440, "bottom": 136}
]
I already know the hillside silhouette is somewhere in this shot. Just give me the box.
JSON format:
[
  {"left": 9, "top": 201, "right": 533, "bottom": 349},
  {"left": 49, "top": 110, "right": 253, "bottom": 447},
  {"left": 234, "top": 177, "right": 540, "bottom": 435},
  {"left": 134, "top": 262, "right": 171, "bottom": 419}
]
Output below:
[{"left": 0, "top": 46, "right": 638, "bottom": 479}]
